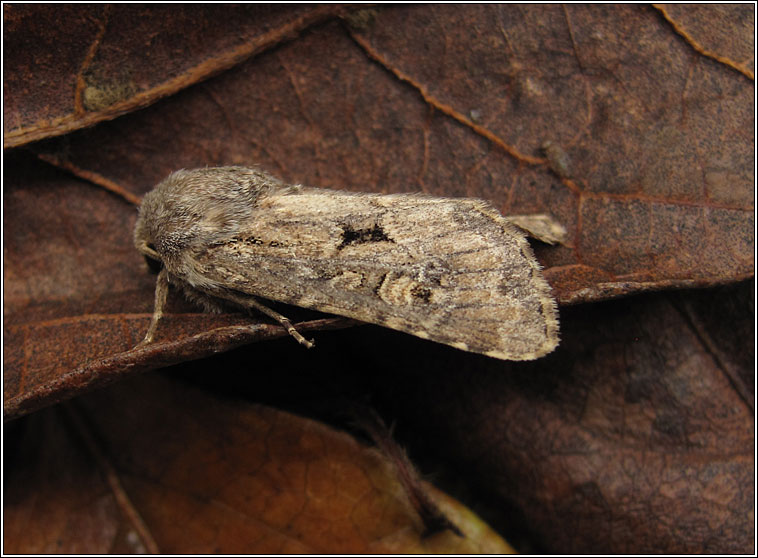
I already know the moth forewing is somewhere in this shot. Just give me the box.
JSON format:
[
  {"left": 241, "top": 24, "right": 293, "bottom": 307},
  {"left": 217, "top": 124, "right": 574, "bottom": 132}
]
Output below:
[{"left": 135, "top": 166, "right": 560, "bottom": 360}]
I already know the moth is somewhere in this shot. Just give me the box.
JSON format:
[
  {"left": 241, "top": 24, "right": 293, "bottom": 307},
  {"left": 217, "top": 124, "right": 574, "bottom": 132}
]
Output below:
[{"left": 134, "top": 166, "right": 563, "bottom": 360}]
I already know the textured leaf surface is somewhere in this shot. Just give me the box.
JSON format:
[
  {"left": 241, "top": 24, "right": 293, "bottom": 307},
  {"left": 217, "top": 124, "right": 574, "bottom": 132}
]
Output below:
[
  {"left": 5, "top": 4, "right": 753, "bottom": 419},
  {"left": 4, "top": 374, "right": 512, "bottom": 553},
  {"left": 3, "top": 4, "right": 350, "bottom": 147},
  {"left": 3, "top": 5, "right": 754, "bottom": 553}
]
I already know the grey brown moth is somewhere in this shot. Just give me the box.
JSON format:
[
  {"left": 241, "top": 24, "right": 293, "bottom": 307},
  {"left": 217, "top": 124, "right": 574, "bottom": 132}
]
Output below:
[{"left": 134, "top": 166, "right": 562, "bottom": 360}]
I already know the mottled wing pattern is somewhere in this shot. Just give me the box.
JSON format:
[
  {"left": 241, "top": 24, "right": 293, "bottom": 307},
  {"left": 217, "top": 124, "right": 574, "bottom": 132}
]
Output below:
[{"left": 189, "top": 188, "right": 558, "bottom": 360}]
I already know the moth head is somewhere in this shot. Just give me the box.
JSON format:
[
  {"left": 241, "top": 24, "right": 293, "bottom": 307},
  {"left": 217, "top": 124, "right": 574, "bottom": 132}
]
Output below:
[
  {"left": 134, "top": 173, "right": 195, "bottom": 268},
  {"left": 135, "top": 166, "right": 281, "bottom": 267}
]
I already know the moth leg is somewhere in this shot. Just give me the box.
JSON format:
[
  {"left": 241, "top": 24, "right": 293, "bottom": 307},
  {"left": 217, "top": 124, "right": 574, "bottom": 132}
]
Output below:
[
  {"left": 249, "top": 299, "right": 315, "bottom": 349},
  {"left": 137, "top": 267, "right": 169, "bottom": 347},
  {"left": 222, "top": 291, "right": 315, "bottom": 349}
]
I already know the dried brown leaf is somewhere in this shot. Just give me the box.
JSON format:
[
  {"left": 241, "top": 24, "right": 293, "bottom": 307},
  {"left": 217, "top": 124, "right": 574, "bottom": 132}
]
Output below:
[
  {"left": 3, "top": 4, "right": 352, "bottom": 147},
  {"left": 2, "top": 7, "right": 754, "bottom": 551},
  {"left": 4, "top": 374, "right": 513, "bottom": 554},
  {"left": 7, "top": 5, "right": 753, "bottom": 418}
]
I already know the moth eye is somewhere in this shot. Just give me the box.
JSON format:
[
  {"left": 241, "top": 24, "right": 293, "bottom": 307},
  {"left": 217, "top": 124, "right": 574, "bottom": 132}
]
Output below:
[
  {"left": 141, "top": 243, "right": 163, "bottom": 273},
  {"left": 144, "top": 252, "right": 163, "bottom": 274}
]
